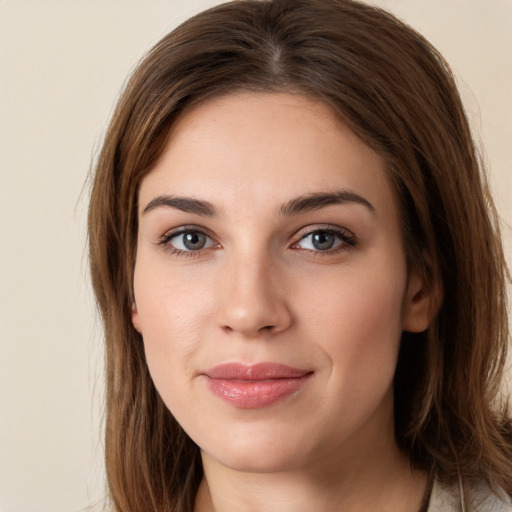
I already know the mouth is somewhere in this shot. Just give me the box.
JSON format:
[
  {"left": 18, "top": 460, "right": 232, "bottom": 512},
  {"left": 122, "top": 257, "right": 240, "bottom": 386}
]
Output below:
[{"left": 202, "top": 362, "right": 314, "bottom": 409}]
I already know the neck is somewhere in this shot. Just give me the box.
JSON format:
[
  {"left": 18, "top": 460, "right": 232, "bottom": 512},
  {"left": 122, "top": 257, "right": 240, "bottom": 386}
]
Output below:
[{"left": 194, "top": 431, "right": 428, "bottom": 512}]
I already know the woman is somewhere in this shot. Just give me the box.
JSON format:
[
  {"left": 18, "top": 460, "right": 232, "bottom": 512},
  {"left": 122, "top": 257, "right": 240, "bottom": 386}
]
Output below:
[{"left": 88, "top": 0, "right": 512, "bottom": 510}]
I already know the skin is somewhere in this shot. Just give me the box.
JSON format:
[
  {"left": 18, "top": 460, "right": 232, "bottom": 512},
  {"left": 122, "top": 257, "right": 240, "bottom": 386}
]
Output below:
[{"left": 132, "top": 92, "right": 435, "bottom": 512}]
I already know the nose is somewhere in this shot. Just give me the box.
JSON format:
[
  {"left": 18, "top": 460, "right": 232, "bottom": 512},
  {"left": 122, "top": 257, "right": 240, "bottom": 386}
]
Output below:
[{"left": 216, "top": 252, "right": 293, "bottom": 338}]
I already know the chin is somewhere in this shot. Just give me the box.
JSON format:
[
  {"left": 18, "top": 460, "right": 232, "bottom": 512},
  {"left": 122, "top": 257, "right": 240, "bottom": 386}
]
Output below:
[
  {"left": 197, "top": 421, "right": 319, "bottom": 474},
  {"left": 205, "top": 446, "right": 301, "bottom": 474}
]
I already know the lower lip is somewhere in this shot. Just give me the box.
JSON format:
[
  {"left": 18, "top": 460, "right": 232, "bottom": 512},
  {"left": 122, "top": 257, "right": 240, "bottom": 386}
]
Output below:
[{"left": 204, "top": 374, "right": 312, "bottom": 409}]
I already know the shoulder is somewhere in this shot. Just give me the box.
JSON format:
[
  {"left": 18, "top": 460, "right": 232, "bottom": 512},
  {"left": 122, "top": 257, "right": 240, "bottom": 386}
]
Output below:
[{"left": 428, "top": 478, "right": 512, "bottom": 512}]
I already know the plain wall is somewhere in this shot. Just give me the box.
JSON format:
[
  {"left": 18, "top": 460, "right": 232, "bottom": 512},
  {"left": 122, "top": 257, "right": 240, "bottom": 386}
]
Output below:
[{"left": 0, "top": 1, "right": 510, "bottom": 511}]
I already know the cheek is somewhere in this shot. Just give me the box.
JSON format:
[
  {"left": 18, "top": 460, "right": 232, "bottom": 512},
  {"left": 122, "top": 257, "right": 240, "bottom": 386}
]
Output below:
[
  {"left": 298, "top": 257, "right": 407, "bottom": 380},
  {"left": 294, "top": 266, "right": 407, "bottom": 444},
  {"left": 132, "top": 263, "right": 211, "bottom": 393},
  {"left": 134, "top": 251, "right": 214, "bottom": 332}
]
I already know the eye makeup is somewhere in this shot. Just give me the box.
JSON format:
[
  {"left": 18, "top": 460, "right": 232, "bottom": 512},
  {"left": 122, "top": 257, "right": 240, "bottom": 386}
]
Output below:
[{"left": 156, "top": 222, "right": 358, "bottom": 260}]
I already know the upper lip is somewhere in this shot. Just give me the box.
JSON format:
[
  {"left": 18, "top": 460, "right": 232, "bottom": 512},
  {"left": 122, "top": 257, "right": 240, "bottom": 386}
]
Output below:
[{"left": 203, "top": 362, "right": 312, "bottom": 381}]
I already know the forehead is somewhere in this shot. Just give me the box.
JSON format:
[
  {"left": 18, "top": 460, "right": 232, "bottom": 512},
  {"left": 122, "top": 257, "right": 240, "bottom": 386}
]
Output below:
[{"left": 138, "top": 92, "right": 397, "bottom": 218}]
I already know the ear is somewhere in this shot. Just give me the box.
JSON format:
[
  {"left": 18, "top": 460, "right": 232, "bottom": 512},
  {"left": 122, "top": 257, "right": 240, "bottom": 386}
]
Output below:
[
  {"left": 131, "top": 302, "right": 142, "bottom": 333},
  {"left": 402, "top": 270, "right": 442, "bottom": 333}
]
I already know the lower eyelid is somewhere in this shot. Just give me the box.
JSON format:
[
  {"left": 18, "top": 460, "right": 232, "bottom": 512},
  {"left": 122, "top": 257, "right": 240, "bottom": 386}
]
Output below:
[{"left": 164, "top": 247, "right": 207, "bottom": 260}]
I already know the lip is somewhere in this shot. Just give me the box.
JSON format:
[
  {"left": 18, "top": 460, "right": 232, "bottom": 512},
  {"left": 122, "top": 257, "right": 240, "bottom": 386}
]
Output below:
[{"left": 202, "top": 363, "right": 313, "bottom": 409}]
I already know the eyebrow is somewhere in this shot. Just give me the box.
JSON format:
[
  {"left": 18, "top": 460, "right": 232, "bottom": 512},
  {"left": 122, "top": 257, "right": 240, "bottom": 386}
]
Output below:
[
  {"left": 142, "top": 195, "right": 216, "bottom": 216},
  {"left": 142, "top": 190, "right": 375, "bottom": 217},
  {"left": 279, "top": 191, "right": 375, "bottom": 216}
]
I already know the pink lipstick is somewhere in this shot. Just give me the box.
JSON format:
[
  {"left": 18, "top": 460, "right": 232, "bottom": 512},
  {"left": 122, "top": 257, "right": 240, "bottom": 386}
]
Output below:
[{"left": 202, "top": 363, "right": 313, "bottom": 409}]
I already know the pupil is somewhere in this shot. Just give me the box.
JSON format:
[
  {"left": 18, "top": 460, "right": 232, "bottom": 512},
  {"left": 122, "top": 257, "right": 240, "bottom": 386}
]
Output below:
[
  {"left": 183, "top": 232, "right": 205, "bottom": 250},
  {"left": 312, "top": 232, "right": 334, "bottom": 250}
]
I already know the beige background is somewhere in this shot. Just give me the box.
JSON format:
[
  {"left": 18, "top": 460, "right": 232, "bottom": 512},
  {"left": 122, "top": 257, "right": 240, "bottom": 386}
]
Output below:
[{"left": 0, "top": 1, "right": 510, "bottom": 511}]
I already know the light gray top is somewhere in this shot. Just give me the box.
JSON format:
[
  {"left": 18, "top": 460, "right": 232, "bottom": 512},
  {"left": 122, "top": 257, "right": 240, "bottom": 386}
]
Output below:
[{"left": 428, "top": 479, "right": 512, "bottom": 512}]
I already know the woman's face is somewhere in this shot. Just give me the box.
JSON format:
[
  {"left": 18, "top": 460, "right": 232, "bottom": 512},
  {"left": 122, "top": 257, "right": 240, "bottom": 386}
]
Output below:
[{"left": 132, "top": 92, "right": 430, "bottom": 474}]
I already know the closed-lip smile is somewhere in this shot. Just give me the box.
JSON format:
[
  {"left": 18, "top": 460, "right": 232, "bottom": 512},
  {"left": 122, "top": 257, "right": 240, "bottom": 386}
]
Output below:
[{"left": 202, "top": 362, "right": 313, "bottom": 409}]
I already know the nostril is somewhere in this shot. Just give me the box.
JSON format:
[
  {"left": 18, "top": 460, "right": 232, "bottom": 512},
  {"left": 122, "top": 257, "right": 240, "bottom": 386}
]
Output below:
[{"left": 221, "top": 324, "right": 275, "bottom": 335}]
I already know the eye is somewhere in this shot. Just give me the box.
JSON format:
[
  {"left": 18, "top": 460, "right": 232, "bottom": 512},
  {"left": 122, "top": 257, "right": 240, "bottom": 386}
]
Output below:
[
  {"left": 293, "top": 227, "right": 356, "bottom": 252},
  {"left": 162, "top": 229, "right": 216, "bottom": 252}
]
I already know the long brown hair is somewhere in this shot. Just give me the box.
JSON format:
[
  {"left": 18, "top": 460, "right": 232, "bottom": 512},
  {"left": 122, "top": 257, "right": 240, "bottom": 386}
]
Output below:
[{"left": 88, "top": 0, "right": 512, "bottom": 510}]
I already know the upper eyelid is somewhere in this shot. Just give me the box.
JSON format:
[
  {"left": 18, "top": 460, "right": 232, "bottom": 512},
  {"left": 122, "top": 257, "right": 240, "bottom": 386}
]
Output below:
[
  {"left": 292, "top": 224, "right": 354, "bottom": 240},
  {"left": 159, "top": 225, "right": 217, "bottom": 242}
]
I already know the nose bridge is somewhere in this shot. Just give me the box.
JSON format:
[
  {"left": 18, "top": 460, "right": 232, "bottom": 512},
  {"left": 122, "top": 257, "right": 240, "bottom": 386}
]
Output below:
[{"left": 217, "top": 244, "right": 291, "bottom": 337}]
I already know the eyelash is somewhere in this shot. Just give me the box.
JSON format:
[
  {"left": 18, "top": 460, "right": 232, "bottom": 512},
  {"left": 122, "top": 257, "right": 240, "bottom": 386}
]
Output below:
[
  {"left": 292, "top": 225, "right": 357, "bottom": 256},
  {"left": 158, "top": 224, "right": 357, "bottom": 259},
  {"left": 158, "top": 226, "right": 219, "bottom": 259}
]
